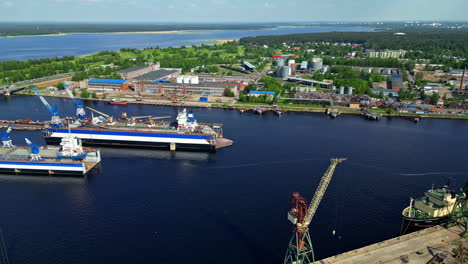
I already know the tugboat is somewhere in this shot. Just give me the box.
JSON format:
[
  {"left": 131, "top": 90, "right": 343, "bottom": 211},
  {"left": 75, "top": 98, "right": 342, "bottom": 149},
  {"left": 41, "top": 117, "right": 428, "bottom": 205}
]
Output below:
[
  {"left": 401, "top": 182, "right": 467, "bottom": 233},
  {"left": 108, "top": 98, "right": 128, "bottom": 105}
]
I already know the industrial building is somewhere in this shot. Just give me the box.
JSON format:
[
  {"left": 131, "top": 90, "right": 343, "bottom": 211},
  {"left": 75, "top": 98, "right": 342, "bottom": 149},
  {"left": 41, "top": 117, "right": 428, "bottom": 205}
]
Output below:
[
  {"left": 133, "top": 69, "right": 181, "bottom": 81},
  {"left": 389, "top": 75, "right": 404, "bottom": 90},
  {"left": 242, "top": 61, "right": 256, "bottom": 72},
  {"left": 117, "top": 63, "right": 160, "bottom": 80},
  {"left": 371, "top": 88, "right": 399, "bottom": 97},
  {"left": 87, "top": 78, "right": 127, "bottom": 91},
  {"left": 197, "top": 74, "right": 252, "bottom": 84},
  {"left": 138, "top": 81, "right": 238, "bottom": 96},
  {"left": 248, "top": 91, "right": 275, "bottom": 97},
  {"left": 366, "top": 49, "right": 406, "bottom": 59}
]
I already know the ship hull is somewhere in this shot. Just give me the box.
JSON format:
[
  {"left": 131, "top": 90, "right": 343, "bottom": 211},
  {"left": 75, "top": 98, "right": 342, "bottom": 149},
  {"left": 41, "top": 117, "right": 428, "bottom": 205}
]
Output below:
[
  {"left": 0, "top": 161, "right": 87, "bottom": 176},
  {"left": 401, "top": 216, "right": 449, "bottom": 234},
  {"left": 44, "top": 129, "right": 217, "bottom": 151}
]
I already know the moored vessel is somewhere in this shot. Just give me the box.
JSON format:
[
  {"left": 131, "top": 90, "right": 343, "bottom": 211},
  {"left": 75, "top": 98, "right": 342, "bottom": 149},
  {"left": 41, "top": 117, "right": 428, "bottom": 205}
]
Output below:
[
  {"left": 401, "top": 183, "right": 467, "bottom": 233},
  {"left": 107, "top": 99, "right": 128, "bottom": 105},
  {"left": 43, "top": 108, "right": 233, "bottom": 152},
  {"left": 0, "top": 126, "right": 100, "bottom": 176}
]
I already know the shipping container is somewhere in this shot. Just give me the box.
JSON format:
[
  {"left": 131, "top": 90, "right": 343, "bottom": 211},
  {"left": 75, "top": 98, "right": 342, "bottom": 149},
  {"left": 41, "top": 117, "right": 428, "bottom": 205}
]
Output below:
[
  {"left": 407, "top": 105, "right": 418, "bottom": 109},
  {"left": 199, "top": 97, "right": 208, "bottom": 102}
]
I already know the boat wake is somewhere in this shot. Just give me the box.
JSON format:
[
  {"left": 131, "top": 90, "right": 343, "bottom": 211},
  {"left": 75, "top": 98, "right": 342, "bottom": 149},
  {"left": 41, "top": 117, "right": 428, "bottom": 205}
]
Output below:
[{"left": 399, "top": 172, "right": 465, "bottom": 176}]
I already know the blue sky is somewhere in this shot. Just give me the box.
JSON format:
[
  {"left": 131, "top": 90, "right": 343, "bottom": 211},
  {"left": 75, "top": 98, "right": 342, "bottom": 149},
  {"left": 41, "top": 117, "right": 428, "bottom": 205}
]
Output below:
[{"left": 1, "top": 0, "right": 467, "bottom": 22}]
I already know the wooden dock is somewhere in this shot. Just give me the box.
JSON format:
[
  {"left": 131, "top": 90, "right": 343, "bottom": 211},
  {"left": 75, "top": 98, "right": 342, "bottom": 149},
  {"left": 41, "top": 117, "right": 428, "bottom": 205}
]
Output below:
[
  {"left": 317, "top": 225, "right": 466, "bottom": 264},
  {"left": 0, "top": 120, "right": 49, "bottom": 130}
]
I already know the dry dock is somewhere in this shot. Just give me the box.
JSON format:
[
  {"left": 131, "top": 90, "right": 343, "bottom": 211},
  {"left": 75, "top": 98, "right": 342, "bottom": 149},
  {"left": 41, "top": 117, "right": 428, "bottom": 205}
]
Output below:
[{"left": 317, "top": 225, "right": 466, "bottom": 264}]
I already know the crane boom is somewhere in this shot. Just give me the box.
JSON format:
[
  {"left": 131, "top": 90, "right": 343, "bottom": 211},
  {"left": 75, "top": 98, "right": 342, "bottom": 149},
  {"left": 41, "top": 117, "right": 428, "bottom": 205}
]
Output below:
[
  {"left": 33, "top": 88, "right": 55, "bottom": 114},
  {"left": 301, "top": 158, "right": 346, "bottom": 228},
  {"left": 32, "top": 88, "right": 62, "bottom": 128},
  {"left": 85, "top": 106, "right": 111, "bottom": 119},
  {"left": 62, "top": 82, "right": 86, "bottom": 119}
]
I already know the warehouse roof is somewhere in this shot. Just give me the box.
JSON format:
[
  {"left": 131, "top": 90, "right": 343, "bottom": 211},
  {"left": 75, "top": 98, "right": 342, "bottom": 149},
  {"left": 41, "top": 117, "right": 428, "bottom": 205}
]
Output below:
[
  {"left": 134, "top": 69, "right": 179, "bottom": 81},
  {"left": 300, "top": 61, "right": 308, "bottom": 69},
  {"left": 88, "top": 78, "right": 126, "bottom": 84},
  {"left": 243, "top": 61, "right": 256, "bottom": 70},
  {"left": 249, "top": 91, "right": 275, "bottom": 95},
  {"left": 117, "top": 65, "right": 148, "bottom": 74}
]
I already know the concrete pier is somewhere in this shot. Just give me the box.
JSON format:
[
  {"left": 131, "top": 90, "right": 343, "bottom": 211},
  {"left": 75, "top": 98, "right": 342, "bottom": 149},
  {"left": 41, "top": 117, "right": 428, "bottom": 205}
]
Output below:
[{"left": 317, "top": 225, "right": 466, "bottom": 264}]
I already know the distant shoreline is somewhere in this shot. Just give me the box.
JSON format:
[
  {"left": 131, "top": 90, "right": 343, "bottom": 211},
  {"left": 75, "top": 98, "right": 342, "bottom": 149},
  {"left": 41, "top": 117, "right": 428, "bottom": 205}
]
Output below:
[{"left": 0, "top": 30, "right": 194, "bottom": 38}]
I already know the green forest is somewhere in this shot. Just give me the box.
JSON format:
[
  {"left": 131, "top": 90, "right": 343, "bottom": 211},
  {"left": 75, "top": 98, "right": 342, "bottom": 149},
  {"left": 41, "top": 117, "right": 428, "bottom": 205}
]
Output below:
[
  {"left": 0, "top": 23, "right": 269, "bottom": 37},
  {"left": 240, "top": 31, "right": 468, "bottom": 61}
]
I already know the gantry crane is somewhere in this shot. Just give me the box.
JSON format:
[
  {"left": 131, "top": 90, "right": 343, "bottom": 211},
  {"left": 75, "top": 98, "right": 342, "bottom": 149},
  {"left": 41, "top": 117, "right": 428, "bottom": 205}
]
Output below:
[
  {"left": 284, "top": 158, "right": 346, "bottom": 264},
  {"left": 1, "top": 125, "right": 14, "bottom": 148},
  {"left": 62, "top": 82, "right": 86, "bottom": 119},
  {"left": 32, "top": 88, "right": 62, "bottom": 128}
]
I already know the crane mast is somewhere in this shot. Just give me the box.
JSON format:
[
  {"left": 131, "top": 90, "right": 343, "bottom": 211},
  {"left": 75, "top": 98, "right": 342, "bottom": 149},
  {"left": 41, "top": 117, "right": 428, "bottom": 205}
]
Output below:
[
  {"left": 284, "top": 158, "right": 346, "bottom": 264},
  {"left": 32, "top": 88, "right": 62, "bottom": 128},
  {"left": 62, "top": 82, "right": 86, "bottom": 119}
]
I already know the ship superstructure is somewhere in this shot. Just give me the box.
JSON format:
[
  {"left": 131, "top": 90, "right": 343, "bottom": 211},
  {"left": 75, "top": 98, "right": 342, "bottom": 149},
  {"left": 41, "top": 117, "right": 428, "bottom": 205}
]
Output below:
[{"left": 402, "top": 184, "right": 467, "bottom": 231}]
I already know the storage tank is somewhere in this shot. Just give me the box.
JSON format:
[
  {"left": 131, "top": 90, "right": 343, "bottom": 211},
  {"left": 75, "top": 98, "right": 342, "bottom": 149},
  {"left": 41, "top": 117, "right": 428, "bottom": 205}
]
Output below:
[
  {"left": 176, "top": 76, "right": 184, "bottom": 84},
  {"left": 183, "top": 76, "right": 191, "bottom": 84},
  {"left": 277, "top": 59, "right": 285, "bottom": 67},
  {"left": 190, "top": 76, "right": 199, "bottom": 84},
  {"left": 346, "top": 87, "right": 353, "bottom": 95},
  {"left": 339, "top": 86, "right": 345, "bottom": 95},
  {"left": 311, "top": 58, "right": 323, "bottom": 71},
  {"left": 278, "top": 66, "right": 290, "bottom": 78}
]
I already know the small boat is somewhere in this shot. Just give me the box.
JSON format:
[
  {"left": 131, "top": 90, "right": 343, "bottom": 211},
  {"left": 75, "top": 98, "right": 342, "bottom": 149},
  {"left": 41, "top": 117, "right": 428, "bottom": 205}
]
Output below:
[
  {"left": 326, "top": 108, "right": 341, "bottom": 118},
  {"left": 108, "top": 99, "right": 128, "bottom": 105}
]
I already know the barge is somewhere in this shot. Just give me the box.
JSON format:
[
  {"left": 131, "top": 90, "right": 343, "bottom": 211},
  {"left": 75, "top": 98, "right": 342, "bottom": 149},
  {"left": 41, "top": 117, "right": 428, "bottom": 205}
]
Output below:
[
  {"left": 44, "top": 108, "right": 233, "bottom": 152},
  {"left": 1, "top": 126, "right": 100, "bottom": 176}
]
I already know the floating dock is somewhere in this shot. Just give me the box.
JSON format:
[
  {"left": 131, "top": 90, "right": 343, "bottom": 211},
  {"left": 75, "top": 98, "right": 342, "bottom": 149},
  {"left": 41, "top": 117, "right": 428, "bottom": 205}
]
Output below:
[{"left": 317, "top": 225, "right": 466, "bottom": 264}]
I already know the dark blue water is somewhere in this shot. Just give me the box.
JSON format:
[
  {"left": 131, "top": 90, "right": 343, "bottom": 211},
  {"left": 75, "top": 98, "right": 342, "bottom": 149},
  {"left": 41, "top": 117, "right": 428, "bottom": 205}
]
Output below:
[
  {"left": 0, "top": 95, "right": 467, "bottom": 264},
  {"left": 0, "top": 26, "right": 373, "bottom": 61}
]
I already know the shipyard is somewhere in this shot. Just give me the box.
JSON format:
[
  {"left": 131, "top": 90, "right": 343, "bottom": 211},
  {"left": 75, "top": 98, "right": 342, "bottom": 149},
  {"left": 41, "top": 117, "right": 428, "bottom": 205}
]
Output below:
[{"left": 1, "top": 2, "right": 468, "bottom": 263}]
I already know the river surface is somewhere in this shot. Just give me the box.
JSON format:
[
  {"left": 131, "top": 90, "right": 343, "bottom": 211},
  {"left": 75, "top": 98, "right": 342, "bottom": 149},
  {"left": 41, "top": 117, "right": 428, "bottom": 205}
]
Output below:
[
  {"left": 0, "top": 26, "right": 374, "bottom": 61},
  {"left": 0, "top": 95, "right": 466, "bottom": 263}
]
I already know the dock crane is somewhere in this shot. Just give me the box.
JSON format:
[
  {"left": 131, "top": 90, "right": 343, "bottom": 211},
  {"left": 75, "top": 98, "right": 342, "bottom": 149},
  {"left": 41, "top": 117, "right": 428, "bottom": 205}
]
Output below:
[
  {"left": 32, "top": 88, "right": 62, "bottom": 128},
  {"left": 284, "top": 158, "right": 346, "bottom": 264},
  {"left": 85, "top": 106, "right": 114, "bottom": 123},
  {"left": 1, "top": 125, "right": 14, "bottom": 148},
  {"left": 25, "top": 138, "right": 41, "bottom": 161},
  {"left": 62, "top": 82, "right": 86, "bottom": 119}
]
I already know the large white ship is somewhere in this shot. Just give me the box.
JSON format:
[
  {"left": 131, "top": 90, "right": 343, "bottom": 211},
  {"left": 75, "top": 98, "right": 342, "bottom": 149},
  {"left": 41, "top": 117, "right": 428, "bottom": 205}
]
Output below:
[{"left": 43, "top": 108, "right": 233, "bottom": 152}]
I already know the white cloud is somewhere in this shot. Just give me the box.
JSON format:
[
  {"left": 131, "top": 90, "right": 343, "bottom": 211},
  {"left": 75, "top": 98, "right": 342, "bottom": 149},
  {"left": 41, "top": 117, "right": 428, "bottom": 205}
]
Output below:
[
  {"left": 2, "top": 1, "right": 13, "bottom": 7},
  {"left": 168, "top": 4, "right": 175, "bottom": 8},
  {"left": 264, "top": 2, "right": 273, "bottom": 8},
  {"left": 211, "top": 0, "right": 226, "bottom": 5},
  {"left": 79, "top": 0, "right": 104, "bottom": 4},
  {"left": 189, "top": 3, "right": 198, "bottom": 8}
]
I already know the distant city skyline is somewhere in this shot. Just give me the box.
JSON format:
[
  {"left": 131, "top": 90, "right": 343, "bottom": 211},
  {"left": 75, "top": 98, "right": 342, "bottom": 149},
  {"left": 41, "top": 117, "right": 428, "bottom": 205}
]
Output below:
[{"left": 1, "top": 0, "right": 467, "bottom": 23}]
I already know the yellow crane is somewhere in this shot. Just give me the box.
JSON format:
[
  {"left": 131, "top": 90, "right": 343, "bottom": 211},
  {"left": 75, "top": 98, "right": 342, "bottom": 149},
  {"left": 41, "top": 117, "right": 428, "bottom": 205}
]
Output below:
[
  {"left": 85, "top": 106, "right": 111, "bottom": 119},
  {"left": 284, "top": 158, "right": 346, "bottom": 264}
]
